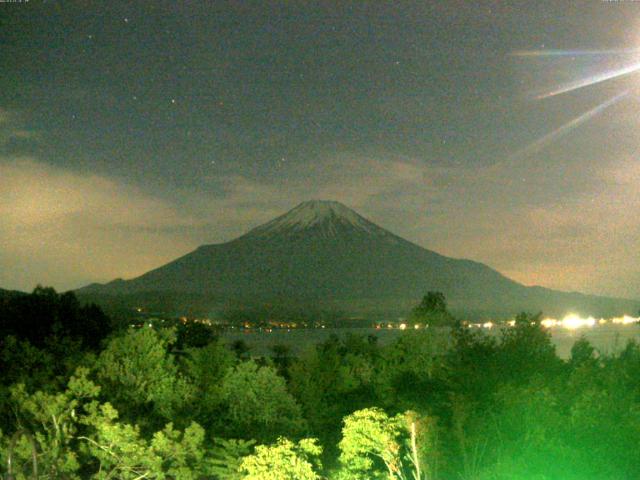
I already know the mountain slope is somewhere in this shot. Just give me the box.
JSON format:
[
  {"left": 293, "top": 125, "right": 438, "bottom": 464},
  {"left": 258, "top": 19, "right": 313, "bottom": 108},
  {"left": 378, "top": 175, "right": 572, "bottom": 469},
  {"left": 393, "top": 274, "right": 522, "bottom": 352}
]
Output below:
[{"left": 78, "top": 200, "right": 639, "bottom": 318}]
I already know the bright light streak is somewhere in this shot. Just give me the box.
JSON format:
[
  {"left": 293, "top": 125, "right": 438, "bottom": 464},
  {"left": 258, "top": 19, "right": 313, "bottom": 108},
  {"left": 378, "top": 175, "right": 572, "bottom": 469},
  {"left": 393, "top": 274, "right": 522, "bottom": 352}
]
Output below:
[
  {"left": 468, "top": 314, "right": 640, "bottom": 331},
  {"left": 536, "top": 61, "right": 640, "bottom": 99},
  {"left": 537, "top": 313, "right": 639, "bottom": 330},
  {"left": 540, "top": 318, "right": 559, "bottom": 328},
  {"left": 511, "top": 90, "right": 628, "bottom": 160},
  {"left": 611, "top": 315, "right": 639, "bottom": 325},
  {"left": 512, "top": 49, "right": 640, "bottom": 58},
  {"left": 561, "top": 314, "right": 596, "bottom": 330}
]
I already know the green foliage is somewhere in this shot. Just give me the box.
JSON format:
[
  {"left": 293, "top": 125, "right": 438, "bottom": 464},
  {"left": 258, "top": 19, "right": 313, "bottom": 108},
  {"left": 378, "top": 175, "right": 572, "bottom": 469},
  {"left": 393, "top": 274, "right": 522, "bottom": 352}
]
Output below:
[
  {"left": 181, "top": 340, "right": 235, "bottom": 426},
  {"left": 220, "top": 360, "right": 306, "bottom": 442},
  {"left": 4, "top": 295, "right": 640, "bottom": 480},
  {"left": 411, "top": 292, "right": 455, "bottom": 327},
  {"left": 569, "top": 336, "right": 597, "bottom": 368},
  {"left": 80, "top": 402, "right": 216, "bottom": 479},
  {"left": 5, "top": 367, "right": 100, "bottom": 478},
  {"left": 288, "top": 334, "right": 382, "bottom": 456},
  {"left": 239, "top": 437, "right": 322, "bottom": 480},
  {"left": 95, "top": 327, "right": 194, "bottom": 427},
  {"left": 174, "top": 320, "right": 218, "bottom": 349},
  {"left": 415, "top": 292, "right": 447, "bottom": 315},
  {"left": 0, "top": 335, "right": 56, "bottom": 389},
  {"left": 3, "top": 367, "right": 218, "bottom": 479},
  {"left": 442, "top": 326, "right": 500, "bottom": 404},
  {"left": 404, "top": 411, "right": 440, "bottom": 480},
  {"left": 209, "top": 437, "right": 257, "bottom": 480},
  {"left": 337, "top": 408, "right": 406, "bottom": 480},
  {"left": 335, "top": 408, "right": 436, "bottom": 480},
  {"left": 498, "top": 312, "right": 560, "bottom": 384},
  {"left": 376, "top": 330, "right": 449, "bottom": 409},
  {"left": 0, "top": 286, "right": 111, "bottom": 350}
]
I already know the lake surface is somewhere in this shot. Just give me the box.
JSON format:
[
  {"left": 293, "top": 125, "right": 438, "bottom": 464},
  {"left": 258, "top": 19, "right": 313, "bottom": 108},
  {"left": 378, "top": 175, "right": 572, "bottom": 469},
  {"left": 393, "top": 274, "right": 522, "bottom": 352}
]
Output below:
[{"left": 221, "top": 323, "right": 640, "bottom": 359}]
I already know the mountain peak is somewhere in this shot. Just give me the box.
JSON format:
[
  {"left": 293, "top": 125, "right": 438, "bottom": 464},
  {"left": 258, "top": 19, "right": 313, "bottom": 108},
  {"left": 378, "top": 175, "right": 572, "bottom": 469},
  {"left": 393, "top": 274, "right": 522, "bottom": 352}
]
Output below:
[
  {"left": 244, "top": 200, "right": 385, "bottom": 238},
  {"left": 294, "top": 200, "right": 359, "bottom": 219}
]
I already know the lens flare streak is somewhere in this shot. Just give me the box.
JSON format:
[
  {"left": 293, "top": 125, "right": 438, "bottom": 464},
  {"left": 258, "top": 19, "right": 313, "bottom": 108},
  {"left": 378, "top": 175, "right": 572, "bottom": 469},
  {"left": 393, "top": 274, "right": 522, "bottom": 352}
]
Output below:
[
  {"left": 511, "top": 90, "right": 628, "bottom": 160},
  {"left": 536, "top": 61, "right": 640, "bottom": 99},
  {"left": 512, "top": 49, "right": 640, "bottom": 58}
]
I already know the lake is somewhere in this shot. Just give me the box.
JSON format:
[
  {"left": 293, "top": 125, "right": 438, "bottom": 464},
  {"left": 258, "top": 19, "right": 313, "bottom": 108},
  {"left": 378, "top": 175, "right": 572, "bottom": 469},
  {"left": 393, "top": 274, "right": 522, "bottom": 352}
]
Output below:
[{"left": 221, "top": 323, "right": 640, "bottom": 359}]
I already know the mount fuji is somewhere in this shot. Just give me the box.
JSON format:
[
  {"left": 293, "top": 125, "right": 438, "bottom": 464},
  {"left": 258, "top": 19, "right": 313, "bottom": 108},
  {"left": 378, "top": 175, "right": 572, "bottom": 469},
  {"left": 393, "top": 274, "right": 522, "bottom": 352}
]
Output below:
[{"left": 77, "top": 200, "right": 639, "bottom": 319}]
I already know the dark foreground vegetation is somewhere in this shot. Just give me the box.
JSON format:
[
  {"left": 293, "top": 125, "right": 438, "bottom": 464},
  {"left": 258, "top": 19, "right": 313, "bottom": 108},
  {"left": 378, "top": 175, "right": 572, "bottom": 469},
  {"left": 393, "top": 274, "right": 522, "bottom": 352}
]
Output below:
[{"left": 1, "top": 287, "right": 639, "bottom": 479}]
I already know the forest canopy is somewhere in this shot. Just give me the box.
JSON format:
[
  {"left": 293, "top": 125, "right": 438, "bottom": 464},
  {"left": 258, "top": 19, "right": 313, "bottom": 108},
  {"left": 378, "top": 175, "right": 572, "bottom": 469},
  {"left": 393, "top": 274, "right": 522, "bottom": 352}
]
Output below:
[{"left": 0, "top": 288, "right": 638, "bottom": 479}]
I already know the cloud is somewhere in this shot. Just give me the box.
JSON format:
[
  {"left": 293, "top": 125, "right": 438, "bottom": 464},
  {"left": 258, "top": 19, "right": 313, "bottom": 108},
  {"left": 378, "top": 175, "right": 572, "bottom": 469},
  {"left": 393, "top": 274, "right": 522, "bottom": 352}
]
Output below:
[
  {"left": 2, "top": 150, "right": 639, "bottom": 300},
  {"left": 0, "top": 108, "right": 40, "bottom": 155},
  {"left": 199, "top": 152, "right": 640, "bottom": 299},
  {"left": 195, "top": 154, "right": 450, "bottom": 236},
  {"left": 0, "top": 158, "right": 210, "bottom": 290},
  {"left": 456, "top": 156, "right": 640, "bottom": 299}
]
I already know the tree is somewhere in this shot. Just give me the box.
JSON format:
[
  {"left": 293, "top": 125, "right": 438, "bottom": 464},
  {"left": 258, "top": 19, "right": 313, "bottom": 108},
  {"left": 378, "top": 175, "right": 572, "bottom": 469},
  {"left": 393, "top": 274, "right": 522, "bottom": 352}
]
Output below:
[
  {"left": 337, "top": 408, "right": 405, "bottom": 480},
  {"left": 95, "top": 327, "right": 193, "bottom": 429},
  {"left": 181, "top": 341, "right": 235, "bottom": 428},
  {"left": 220, "top": 360, "right": 306, "bottom": 442},
  {"left": 338, "top": 409, "right": 437, "bottom": 480},
  {"left": 239, "top": 437, "right": 322, "bottom": 480},
  {"left": 3, "top": 369, "right": 99, "bottom": 479},
  {"left": 288, "top": 334, "right": 383, "bottom": 456},
  {"left": 415, "top": 292, "right": 447, "bottom": 315},
  {"left": 230, "top": 339, "right": 251, "bottom": 360},
  {"left": 411, "top": 292, "right": 455, "bottom": 327},
  {"left": 476, "top": 382, "right": 565, "bottom": 480},
  {"left": 209, "top": 437, "right": 256, "bottom": 480},
  {"left": 498, "top": 311, "right": 561, "bottom": 384},
  {"left": 376, "top": 330, "right": 448, "bottom": 409},
  {"left": 270, "top": 344, "right": 293, "bottom": 378},
  {"left": 174, "top": 320, "right": 218, "bottom": 349},
  {"left": 0, "top": 287, "right": 111, "bottom": 351},
  {"left": 569, "top": 336, "right": 597, "bottom": 368},
  {"left": 3, "top": 368, "right": 218, "bottom": 479}
]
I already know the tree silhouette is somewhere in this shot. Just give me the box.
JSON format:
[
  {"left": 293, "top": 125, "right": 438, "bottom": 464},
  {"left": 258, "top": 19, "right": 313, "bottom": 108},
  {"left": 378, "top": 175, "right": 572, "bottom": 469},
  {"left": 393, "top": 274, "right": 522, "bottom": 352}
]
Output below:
[{"left": 411, "top": 291, "right": 455, "bottom": 327}]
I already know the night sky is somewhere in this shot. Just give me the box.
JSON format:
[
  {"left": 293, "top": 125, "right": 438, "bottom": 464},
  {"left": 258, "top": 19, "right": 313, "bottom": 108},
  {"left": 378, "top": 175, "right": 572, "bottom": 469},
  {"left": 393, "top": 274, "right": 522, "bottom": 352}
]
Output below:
[{"left": 1, "top": 1, "right": 639, "bottom": 299}]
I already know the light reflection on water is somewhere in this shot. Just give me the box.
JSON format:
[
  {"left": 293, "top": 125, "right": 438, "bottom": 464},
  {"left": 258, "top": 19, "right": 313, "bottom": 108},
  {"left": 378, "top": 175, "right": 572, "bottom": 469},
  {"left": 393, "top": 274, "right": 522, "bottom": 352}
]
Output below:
[
  {"left": 542, "top": 323, "right": 640, "bottom": 359},
  {"left": 221, "top": 323, "right": 640, "bottom": 360}
]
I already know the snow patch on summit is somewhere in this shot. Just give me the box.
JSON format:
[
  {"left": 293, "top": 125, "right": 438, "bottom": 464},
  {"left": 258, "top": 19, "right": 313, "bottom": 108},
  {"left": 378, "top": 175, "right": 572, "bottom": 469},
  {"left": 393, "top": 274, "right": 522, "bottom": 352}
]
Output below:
[{"left": 245, "top": 200, "right": 388, "bottom": 238}]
